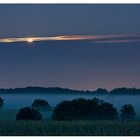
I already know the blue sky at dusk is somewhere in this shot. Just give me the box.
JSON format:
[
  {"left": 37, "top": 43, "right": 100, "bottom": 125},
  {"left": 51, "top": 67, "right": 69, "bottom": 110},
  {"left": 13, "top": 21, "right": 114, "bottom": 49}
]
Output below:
[{"left": 0, "top": 4, "right": 140, "bottom": 90}]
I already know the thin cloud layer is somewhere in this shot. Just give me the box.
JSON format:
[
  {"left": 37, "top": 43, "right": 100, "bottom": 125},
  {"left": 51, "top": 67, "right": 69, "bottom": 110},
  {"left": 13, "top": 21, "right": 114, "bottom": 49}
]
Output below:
[{"left": 0, "top": 33, "right": 140, "bottom": 43}]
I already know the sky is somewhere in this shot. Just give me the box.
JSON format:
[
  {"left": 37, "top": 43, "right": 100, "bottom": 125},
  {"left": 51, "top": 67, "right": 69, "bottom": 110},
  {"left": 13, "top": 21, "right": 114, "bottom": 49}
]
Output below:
[{"left": 0, "top": 4, "right": 140, "bottom": 90}]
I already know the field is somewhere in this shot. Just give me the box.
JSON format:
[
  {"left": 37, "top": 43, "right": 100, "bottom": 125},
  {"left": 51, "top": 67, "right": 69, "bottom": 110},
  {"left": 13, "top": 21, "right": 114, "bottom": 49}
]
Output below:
[
  {"left": 0, "top": 110, "right": 140, "bottom": 136},
  {"left": 0, "top": 120, "right": 139, "bottom": 136}
]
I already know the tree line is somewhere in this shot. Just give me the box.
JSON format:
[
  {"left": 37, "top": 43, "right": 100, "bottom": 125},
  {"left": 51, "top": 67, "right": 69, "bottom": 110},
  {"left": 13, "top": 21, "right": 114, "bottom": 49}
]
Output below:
[
  {"left": 0, "top": 87, "right": 140, "bottom": 94},
  {"left": 0, "top": 97, "right": 136, "bottom": 121},
  {"left": 52, "top": 98, "right": 135, "bottom": 121}
]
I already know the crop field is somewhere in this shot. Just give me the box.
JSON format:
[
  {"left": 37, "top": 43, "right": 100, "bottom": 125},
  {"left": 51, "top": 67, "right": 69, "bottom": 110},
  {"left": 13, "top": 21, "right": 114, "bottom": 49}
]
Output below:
[
  {"left": 0, "top": 110, "right": 140, "bottom": 136},
  {"left": 0, "top": 120, "right": 140, "bottom": 136}
]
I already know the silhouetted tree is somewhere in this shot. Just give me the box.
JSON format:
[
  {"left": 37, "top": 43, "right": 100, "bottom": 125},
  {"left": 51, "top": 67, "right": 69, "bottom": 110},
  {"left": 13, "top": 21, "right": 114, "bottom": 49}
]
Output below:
[
  {"left": 110, "top": 87, "right": 140, "bottom": 95},
  {"left": 16, "top": 107, "right": 42, "bottom": 120},
  {"left": 0, "top": 97, "right": 4, "bottom": 109},
  {"left": 120, "top": 104, "right": 136, "bottom": 120},
  {"left": 52, "top": 98, "right": 118, "bottom": 121},
  {"left": 31, "top": 99, "right": 51, "bottom": 111},
  {"left": 96, "top": 88, "right": 108, "bottom": 94},
  {"left": 99, "top": 103, "right": 118, "bottom": 120}
]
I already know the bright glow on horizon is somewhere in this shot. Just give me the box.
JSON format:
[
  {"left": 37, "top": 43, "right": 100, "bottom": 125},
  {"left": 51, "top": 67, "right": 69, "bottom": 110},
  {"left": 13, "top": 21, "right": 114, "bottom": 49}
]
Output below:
[
  {"left": 27, "top": 38, "right": 34, "bottom": 43},
  {"left": 0, "top": 33, "right": 140, "bottom": 44}
]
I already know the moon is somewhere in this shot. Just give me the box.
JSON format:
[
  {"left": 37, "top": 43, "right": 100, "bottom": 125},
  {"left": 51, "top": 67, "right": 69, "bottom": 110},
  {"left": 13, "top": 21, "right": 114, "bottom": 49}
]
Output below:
[{"left": 27, "top": 38, "right": 34, "bottom": 43}]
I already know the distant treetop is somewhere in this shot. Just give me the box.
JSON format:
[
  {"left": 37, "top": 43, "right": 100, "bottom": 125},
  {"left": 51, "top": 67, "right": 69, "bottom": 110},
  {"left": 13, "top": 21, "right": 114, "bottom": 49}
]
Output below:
[
  {"left": 0, "top": 86, "right": 140, "bottom": 94},
  {"left": 31, "top": 99, "right": 51, "bottom": 111}
]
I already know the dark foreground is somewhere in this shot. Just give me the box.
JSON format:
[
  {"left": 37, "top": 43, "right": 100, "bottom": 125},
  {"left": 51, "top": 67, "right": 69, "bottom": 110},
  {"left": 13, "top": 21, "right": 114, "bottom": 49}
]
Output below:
[{"left": 0, "top": 120, "right": 140, "bottom": 136}]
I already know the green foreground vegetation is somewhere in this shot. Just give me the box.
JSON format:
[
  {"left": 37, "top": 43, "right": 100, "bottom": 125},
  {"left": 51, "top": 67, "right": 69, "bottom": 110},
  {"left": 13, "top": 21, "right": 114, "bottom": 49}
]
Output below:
[
  {"left": 0, "top": 98, "right": 138, "bottom": 136},
  {"left": 0, "top": 120, "right": 140, "bottom": 136}
]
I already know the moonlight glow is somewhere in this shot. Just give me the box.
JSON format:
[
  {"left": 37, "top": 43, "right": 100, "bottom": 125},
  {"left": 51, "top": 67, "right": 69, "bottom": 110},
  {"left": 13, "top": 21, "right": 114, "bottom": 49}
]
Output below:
[
  {"left": 27, "top": 38, "right": 34, "bottom": 43},
  {"left": 0, "top": 34, "right": 140, "bottom": 43}
]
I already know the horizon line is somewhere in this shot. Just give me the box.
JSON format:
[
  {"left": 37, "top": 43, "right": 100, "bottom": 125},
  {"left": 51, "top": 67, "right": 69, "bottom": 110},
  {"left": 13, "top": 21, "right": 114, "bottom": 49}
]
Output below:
[{"left": 0, "top": 86, "right": 139, "bottom": 92}]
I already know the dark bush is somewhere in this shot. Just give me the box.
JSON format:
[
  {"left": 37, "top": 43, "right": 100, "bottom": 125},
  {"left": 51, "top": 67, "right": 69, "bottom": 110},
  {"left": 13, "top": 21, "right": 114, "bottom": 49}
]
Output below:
[
  {"left": 120, "top": 104, "right": 136, "bottom": 120},
  {"left": 16, "top": 107, "right": 42, "bottom": 120},
  {"left": 0, "top": 97, "right": 4, "bottom": 109},
  {"left": 31, "top": 99, "right": 51, "bottom": 111},
  {"left": 99, "top": 103, "right": 118, "bottom": 120},
  {"left": 52, "top": 98, "right": 118, "bottom": 121}
]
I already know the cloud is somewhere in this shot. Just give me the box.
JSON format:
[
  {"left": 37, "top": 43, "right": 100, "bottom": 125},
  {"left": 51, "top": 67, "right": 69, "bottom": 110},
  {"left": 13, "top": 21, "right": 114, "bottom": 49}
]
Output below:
[
  {"left": 94, "top": 39, "right": 140, "bottom": 43},
  {"left": 0, "top": 33, "right": 140, "bottom": 43}
]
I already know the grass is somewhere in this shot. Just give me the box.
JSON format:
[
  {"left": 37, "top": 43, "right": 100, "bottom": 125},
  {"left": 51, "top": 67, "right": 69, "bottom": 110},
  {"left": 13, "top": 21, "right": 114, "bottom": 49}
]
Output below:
[
  {"left": 0, "top": 120, "right": 140, "bottom": 136},
  {"left": 0, "top": 110, "right": 17, "bottom": 120},
  {"left": 0, "top": 110, "right": 140, "bottom": 136}
]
